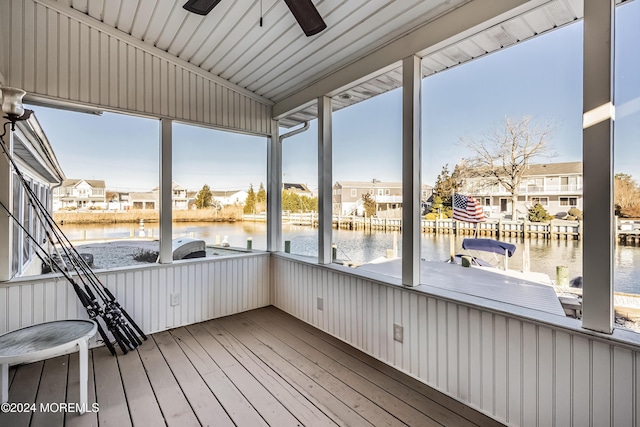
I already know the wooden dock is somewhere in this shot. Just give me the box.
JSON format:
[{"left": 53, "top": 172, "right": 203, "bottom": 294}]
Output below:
[
  {"left": 422, "top": 218, "right": 583, "bottom": 240},
  {"left": 616, "top": 230, "right": 640, "bottom": 245},
  {"left": 333, "top": 216, "right": 583, "bottom": 240},
  {"left": 249, "top": 213, "right": 640, "bottom": 244},
  {"left": 334, "top": 215, "right": 402, "bottom": 231}
]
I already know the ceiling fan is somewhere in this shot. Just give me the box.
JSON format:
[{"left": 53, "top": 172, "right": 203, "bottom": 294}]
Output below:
[{"left": 182, "top": 0, "right": 327, "bottom": 37}]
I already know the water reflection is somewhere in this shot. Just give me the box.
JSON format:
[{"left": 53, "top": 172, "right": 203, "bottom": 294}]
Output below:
[{"left": 60, "top": 222, "right": 640, "bottom": 293}]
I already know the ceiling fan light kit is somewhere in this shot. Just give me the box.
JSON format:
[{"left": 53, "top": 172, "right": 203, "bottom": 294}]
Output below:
[{"left": 183, "top": 0, "right": 327, "bottom": 36}]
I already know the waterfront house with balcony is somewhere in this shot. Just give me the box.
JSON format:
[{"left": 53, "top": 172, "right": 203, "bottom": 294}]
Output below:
[
  {"left": 333, "top": 181, "right": 433, "bottom": 215},
  {"left": 0, "top": 1, "right": 637, "bottom": 426},
  {"left": 150, "top": 182, "right": 188, "bottom": 210},
  {"left": 52, "top": 179, "right": 106, "bottom": 210},
  {"left": 463, "top": 161, "right": 583, "bottom": 218},
  {"left": 333, "top": 180, "right": 403, "bottom": 215}
]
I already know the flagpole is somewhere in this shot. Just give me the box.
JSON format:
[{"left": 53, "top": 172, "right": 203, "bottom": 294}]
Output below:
[{"left": 450, "top": 189, "right": 455, "bottom": 262}]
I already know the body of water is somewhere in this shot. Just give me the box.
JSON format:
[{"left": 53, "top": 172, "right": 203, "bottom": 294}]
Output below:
[{"left": 60, "top": 221, "right": 640, "bottom": 294}]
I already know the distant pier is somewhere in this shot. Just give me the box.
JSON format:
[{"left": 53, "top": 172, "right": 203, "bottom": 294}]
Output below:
[{"left": 245, "top": 213, "right": 640, "bottom": 244}]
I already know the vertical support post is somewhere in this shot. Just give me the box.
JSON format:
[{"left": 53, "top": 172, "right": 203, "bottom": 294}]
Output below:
[
  {"left": 402, "top": 55, "right": 422, "bottom": 287},
  {"left": 267, "top": 120, "right": 282, "bottom": 252},
  {"left": 158, "top": 118, "right": 173, "bottom": 264},
  {"left": 318, "top": 96, "right": 333, "bottom": 264},
  {"left": 582, "top": 0, "right": 615, "bottom": 333},
  {"left": 0, "top": 120, "right": 12, "bottom": 281}
]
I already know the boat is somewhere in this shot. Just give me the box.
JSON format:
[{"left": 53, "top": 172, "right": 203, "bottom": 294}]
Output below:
[
  {"left": 450, "top": 238, "right": 554, "bottom": 286},
  {"left": 358, "top": 237, "right": 579, "bottom": 317},
  {"left": 452, "top": 238, "right": 591, "bottom": 317}
]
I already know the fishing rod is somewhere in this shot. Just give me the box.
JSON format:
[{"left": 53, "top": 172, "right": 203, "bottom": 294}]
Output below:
[
  {"left": 0, "top": 121, "right": 145, "bottom": 353},
  {"left": 0, "top": 166, "right": 135, "bottom": 354},
  {"left": 17, "top": 184, "right": 145, "bottom": 348},
  {"left": 0, "top": 200, "right": 120, "bottom": 355}
]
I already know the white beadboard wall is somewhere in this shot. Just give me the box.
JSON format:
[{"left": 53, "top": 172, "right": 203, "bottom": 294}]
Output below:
[
  {"left": 0, "top": 253, "right": 270, "bottom": 337},
  {"left": 0, "top": 0, "right": 272, "bottom": 135},
  {"left": 272, "top": 255, "right": 640, "bottom": 427}
]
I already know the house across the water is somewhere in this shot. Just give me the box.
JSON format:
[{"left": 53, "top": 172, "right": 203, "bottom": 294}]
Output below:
[
  {"left": 333, "top": 180, "right": 433, "bottom": 215},
  {"left": 462, "top": 161, "right": 583, "bottom": 218},
  {"left": 52, "top": 179, "right": 106, "bottom": 210}
]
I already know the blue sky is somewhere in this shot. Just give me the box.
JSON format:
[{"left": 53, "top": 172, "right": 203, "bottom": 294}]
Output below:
[{"left": 30, "top": 1, "right": 639, "bottom": 192}]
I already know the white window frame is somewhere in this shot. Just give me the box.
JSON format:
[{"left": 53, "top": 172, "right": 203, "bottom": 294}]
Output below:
[{"left": 532, "top": 197, "right": 548, "bottom": 206}]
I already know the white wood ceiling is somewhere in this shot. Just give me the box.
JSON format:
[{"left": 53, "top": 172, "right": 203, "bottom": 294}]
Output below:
[
  {"left": 48, "top": 0, "right": 627, "bottom": 127},
  {"left": 53, "top": 0, "right": 466, "bottom": 101}
]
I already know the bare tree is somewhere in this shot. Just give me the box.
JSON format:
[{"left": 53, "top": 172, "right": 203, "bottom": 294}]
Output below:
[
  {"left": 614, "top": 173, "right": 640, "bottom": 215},
  {"left": 460, "top": 116, "right": 556, "bottom": 219}
]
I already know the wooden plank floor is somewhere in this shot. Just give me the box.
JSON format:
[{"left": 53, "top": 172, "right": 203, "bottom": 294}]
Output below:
[{"left": 1, "top": 307, "right": 505, "bottom": 426}]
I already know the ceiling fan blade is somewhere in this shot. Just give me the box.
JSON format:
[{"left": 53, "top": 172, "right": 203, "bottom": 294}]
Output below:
[
  {"left": 283, "top": 0, "right": 327, "bottom": 37},
  {"left": 183, "top": 0, "right": 222, "bottom": 16}
]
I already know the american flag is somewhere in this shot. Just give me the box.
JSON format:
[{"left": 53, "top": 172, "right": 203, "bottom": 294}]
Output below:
[{"left": 453, "top": 193, "right": 485, "bottom": 223}]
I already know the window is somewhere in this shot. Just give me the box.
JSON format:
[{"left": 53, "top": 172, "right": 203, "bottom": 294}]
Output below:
[
  {"left": 421, "top": 18, "right": 582, "bottom": 316},
  {"left": 333, "top": 87, "right": 402, "bottom": 267},
  {"left": 560, "top": 197, "right": 577, "bottom": 206},
  {"left": 22, "top": 179, "right": 31, "bottom": 261},
  {"left": 282, "top": 120, "right": 318, "bottom": 258},
  {"left": 11, "top": 174, "right": 20, "bottom": 276},
  {"left": 614, "top": 0, "right": 640, "bottom": 315},
  {"left": 31, "top": 106, "right": 159, "bottom": 270},
  {"left": 174, "top": 123, "right": 267, "bottom": 253},
  {"left": 8, "top": 172, "right": 51, "bottom": 278},
  {"left": 351, "top": 189, "right": 357, "bottom": 197},
  {"left": 531, "top": 197, "right": 548, "bottom": 206},
  {"left": 527, "top": 178, "right": 544, "bottom": 192},
  {"left": 385, "top": 189, "right": 391, "bottom": 196}
]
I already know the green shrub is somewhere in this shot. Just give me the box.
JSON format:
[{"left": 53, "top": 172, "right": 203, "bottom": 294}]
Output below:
[
  {"left": 425, "top": 209, "right": 453, "bottom": 220},
  {"left": 133, "top": 249, "right": 159, "bottom": 263},
  {"left": 528, "top": 203, "right": 553, "bottom": 222},
  {"left": 567, "top": 207, "right": 582, "bottom": 220}
]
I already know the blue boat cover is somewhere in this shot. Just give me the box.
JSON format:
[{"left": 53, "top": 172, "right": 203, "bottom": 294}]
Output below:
[{"left": 462, "top": 238, "right": 516, "bottom": 257}]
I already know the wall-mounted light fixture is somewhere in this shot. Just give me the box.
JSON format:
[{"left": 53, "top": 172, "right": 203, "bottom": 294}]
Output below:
[{"left": 1, "top": 87, "right": 33, "bottom": 131}]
